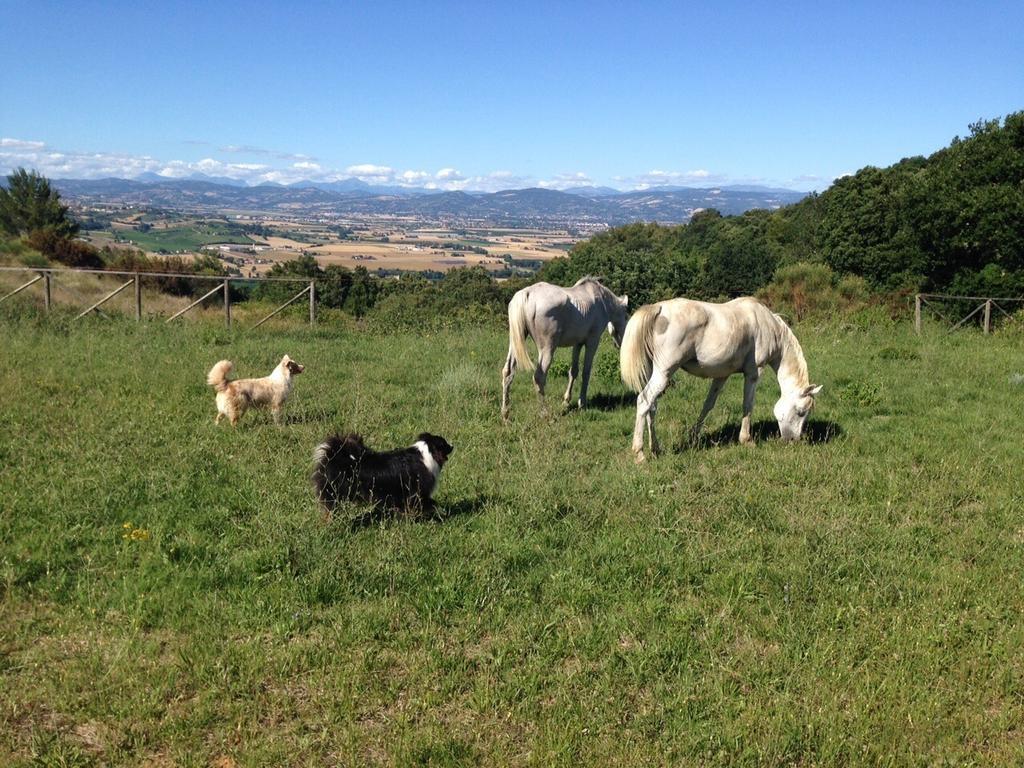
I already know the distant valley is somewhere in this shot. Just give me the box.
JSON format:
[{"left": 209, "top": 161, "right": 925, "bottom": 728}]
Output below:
[{"left": 53, "top": 176, "right": 807, "bottom": 229}]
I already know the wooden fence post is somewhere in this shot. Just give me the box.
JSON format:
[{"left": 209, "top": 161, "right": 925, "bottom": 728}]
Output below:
[
  {"left": 309, "top": 280, "right": 316, "bottom": 327},
  {"left": 983, "top": 300, "right": 992, "bottom": 334},
  {"left": 914, "top": 294, "right": 921, "bottom": 334},
  {"left": 224, "top": 279, "right": 231, "bottom": 330},
  {"left": 43, "top": 272, "right": 51, "bottom": 312},
  {"left": 134, "top": 274, "right": 142, "bottom": 321}
]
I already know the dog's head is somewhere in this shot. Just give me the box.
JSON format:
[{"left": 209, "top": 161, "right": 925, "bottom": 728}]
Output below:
[
  {"left": 416, "top": 433, "right": 454, "bottom": 466},
  {"left": 281, "top": 355, "right": 305, "bottom": 375}
]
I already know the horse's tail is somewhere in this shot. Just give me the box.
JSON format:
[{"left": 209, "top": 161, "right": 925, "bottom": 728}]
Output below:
[
  {"left": 620, "top": 303, "right": 661, "bottom": 392},
  {"left": 507, "top": 290, "right": 534, "bottom": 371}
]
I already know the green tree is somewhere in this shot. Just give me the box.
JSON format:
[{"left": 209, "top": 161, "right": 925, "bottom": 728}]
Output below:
[
  {"left": 0, "top": 168, "right": 79, "bottom": 239},
  {"left": 343, "top": 266, "right": 378, "bottom": 317}
]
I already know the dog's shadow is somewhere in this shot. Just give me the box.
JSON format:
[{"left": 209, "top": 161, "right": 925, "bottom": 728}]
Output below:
[
  {"left": 677, "top": 418, "right": 843, "bottom": 451},
  {"left": 279, "top": 407, "right": 345, "bottom": 426},
  {"left": 347, "top": 493, "right": 494, "bottom": 530}
]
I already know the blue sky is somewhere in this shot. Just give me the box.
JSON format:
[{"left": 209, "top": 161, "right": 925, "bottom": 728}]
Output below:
[{"left": 2, "top": 1, "right": 1021, "bottom": 192}]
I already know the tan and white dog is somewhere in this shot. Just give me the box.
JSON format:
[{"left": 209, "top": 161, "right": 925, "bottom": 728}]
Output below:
[{"left": 207, "top": 355, "right": 304, "bottom": 426}]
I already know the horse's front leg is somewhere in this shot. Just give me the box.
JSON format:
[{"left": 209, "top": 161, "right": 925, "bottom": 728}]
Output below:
[
  {"left": 576, "top": 339, "right": 599, "bottom": 409},
  {"left": 691, "top": 377, "right": 728, "bottom": 444},
  {"left": 632, "top": 368, "right": 670, "bottom": 463},
  {"left": 563, "top": 344, "right": 581, "bottom": 407},
  {"left": 739, "top": 368, "right": 760, "bottom": 444},
  {"left": 500, "top": 347, "right": 517, "bottom": 420}
]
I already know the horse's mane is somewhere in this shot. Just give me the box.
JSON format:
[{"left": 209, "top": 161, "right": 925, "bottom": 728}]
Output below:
[
  {"left": 572, "top": 275, "right": 617, "bottom": 300},
  {"left": 568, "top": 275, "right": 618, "bottom": 315},
  {"left": 773, "top": 312, "right": 809, "bottom": 387}
]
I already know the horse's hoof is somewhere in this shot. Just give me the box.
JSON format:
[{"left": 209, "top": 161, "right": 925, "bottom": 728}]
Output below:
[{"left": 634, "top": 451, "right": 646, "bottom": 464}]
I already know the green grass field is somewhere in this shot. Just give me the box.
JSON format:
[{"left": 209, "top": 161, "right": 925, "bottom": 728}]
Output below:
[
  {"left": 2, "top": 309, "right": 1024, "bottom": 766},
  {"left": 108, "top": 223, "right": 253, "bottom": 253}
]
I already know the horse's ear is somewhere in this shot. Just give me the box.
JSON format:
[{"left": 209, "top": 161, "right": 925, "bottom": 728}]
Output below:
[
  {"left": 803, "top": 384, "right": 823, "bottom": 397},
  {"left": 620, "top": 294, "right": 629, "bottom": 307}
]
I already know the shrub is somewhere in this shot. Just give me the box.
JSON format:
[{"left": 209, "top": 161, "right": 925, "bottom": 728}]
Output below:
[
  {"left": 758, "top": 261, "right": 869, "bottom": 321},
  {"left": 25, "top": 229, "right": 104, "bottom": 268}
]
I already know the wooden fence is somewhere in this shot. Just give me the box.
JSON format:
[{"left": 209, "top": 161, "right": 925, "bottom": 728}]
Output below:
[
  {"left": 0, "top": 266, "right": 316, "bottom": 330},
  {"left": 914, "top": 293, "right": 1024, "bottom": 334}
]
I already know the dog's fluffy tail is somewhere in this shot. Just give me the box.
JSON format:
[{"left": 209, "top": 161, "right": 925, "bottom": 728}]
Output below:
[
  {"left": 311, "top": 433, "right": 364, "bottom": 513},
  {"left": 207, "top": 360, "right": 234, "bottom": 392}
]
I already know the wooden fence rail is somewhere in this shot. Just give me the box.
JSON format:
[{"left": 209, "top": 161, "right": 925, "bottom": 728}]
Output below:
[
  {"left": 0, "top": 266, "right": 317, "bottom": 329},
  {"left": 75, "top": 279, "right": 135, "bottom": 320},
  {"left": 915, "top": 293, "right": 1024, "bottom": 334}
]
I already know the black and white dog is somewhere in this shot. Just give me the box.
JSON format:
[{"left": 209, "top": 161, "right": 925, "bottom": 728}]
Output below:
[{"left": 311, "top": 432, "right": 454, "bottom": 515}]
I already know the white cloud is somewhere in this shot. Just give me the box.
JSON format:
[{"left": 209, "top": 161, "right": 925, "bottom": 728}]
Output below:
[
  {"left": 538, "top": 171, "right": 594, "bottom": 190},
  {"left": 1, "top": 138, "right": 46, "bottom": 150},
  {"left": 346, "top": 163, "right": 392, "bottom": 176},
  {"left": 619, "top": 168, "right": 729, "bottom": 190},
  {"left": 220, "top": 144, "right": 271, "bottom": 155},
  {"left": 0, "top": 137, "right": 811, "bottom": 192}
]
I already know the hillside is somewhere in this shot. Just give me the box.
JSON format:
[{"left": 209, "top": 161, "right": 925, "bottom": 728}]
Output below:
[
  {"left": 541, "top": 113, "right": 1024, "bottom": 302},
  {"left": 51, "top": 177, "right": 806, "bottom": 226}
]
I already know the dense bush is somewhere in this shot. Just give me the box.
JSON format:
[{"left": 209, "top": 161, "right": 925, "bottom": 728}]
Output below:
[
  {"left": 368, "top": 267, "right": 519, "bottom": 329},
  {"left": 102, "top": 248, "right": 228, "bottom": 296},
  {"left": 757, "top": 262, "right": 869, "bottom": 321},
  {"left": 25, "top": 229, "right": 104, "bottom": 268}
]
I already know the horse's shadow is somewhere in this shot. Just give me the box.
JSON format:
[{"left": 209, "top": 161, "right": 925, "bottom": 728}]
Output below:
[
  {"left": 576, "top": 392, "right": 635, "bottom": 412},
  {"left": 348, "top": 493, "right": 493, "bottom": 530},
  {"left": 679, "top": 418, "right": 843, "bottom": 451}
]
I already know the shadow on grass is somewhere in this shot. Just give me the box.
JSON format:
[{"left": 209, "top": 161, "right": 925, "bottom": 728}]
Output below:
[
  {"left": 676, "top": 417, "right": 844, "bottom": 451},
  {"left": 280, "top": 407, "right": 345, "bottom": 426},
  {"left": 348, "top": 493, "right": 494, "bottom": 530},
  {"left": 583, "top": 392, "right": 635, "bottom": 412}
]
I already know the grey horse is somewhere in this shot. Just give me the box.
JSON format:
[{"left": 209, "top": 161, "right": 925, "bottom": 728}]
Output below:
[{"left": 501, "top": 277, "right": 629, "bottom": 419}]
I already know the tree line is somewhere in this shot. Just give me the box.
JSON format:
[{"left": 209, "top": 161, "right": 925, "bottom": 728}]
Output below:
[{"left": 538, "top": 112, "right": 1024, "bottom": 308}]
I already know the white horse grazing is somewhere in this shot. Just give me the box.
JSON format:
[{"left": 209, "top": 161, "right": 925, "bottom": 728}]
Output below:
[
  {"left": 501, "top": 277, "right": 629, "bottom": 419},
  {"left": 619, "top": 296, "right": 822, "bottom": 461}
]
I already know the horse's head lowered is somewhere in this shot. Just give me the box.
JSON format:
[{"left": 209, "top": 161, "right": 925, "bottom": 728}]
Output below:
[
  {"left": 773, "top": 384, "right": 823, "bottom": 441},
  {"left": 606, "top": 294, "right": 630, "bottom": 347}
]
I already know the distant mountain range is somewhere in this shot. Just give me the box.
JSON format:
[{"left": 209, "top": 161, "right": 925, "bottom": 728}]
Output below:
[{"left": 53, "top": 176, "right": 807, "bottom": 227}]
